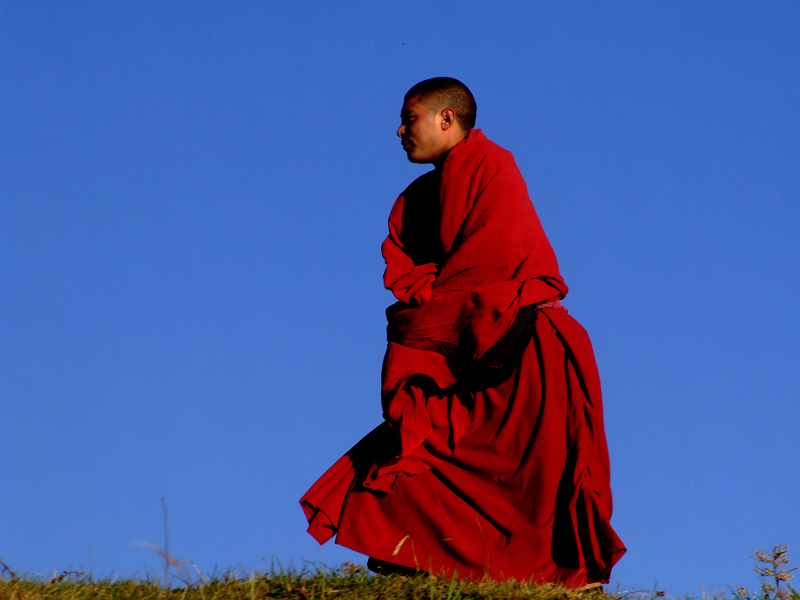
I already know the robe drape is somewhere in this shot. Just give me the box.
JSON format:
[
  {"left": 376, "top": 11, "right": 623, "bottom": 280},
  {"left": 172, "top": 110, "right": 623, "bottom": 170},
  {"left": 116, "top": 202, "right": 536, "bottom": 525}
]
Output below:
[{"left": 300, "top": 130, "right": 625, "bottom": 585}]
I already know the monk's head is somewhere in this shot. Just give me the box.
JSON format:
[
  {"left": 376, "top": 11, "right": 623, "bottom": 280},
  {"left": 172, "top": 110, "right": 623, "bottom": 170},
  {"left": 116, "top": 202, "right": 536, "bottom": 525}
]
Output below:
[{"left": 397, "top": 77, "right": 477, "bottom": 164}]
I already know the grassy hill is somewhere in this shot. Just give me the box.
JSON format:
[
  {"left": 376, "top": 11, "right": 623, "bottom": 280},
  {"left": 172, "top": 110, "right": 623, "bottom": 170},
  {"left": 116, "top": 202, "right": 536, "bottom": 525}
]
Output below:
[
  {"left": 1, "top": 545, "right": 797, "bottom": 600},
  {"left": 0, "top": 565, "right": 621, "bottom": 600}
]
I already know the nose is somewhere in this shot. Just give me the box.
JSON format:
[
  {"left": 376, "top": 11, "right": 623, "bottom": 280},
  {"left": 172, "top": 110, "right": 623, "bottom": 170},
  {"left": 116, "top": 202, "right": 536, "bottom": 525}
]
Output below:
[{"left": 397, "top": 123, "right": 405, "bottom": 138}]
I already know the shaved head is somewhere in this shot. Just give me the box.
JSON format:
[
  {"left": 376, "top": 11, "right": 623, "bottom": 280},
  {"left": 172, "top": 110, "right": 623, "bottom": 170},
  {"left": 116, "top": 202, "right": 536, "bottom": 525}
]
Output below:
[{"left": 404, "top": 77, "right": 477, "bottom": 131}]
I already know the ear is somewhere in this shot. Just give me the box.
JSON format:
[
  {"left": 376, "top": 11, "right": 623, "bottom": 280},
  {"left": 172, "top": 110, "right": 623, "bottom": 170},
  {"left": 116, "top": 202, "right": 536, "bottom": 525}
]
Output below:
[{"left": 439, "top": 107, "right": 457, "bottom": 131}]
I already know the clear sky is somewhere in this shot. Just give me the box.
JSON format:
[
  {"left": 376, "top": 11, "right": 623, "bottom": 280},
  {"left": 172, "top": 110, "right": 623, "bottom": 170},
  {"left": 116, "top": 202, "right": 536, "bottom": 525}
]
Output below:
[{"left": 2, "top": 1, "right": 799, "bottom": 596}]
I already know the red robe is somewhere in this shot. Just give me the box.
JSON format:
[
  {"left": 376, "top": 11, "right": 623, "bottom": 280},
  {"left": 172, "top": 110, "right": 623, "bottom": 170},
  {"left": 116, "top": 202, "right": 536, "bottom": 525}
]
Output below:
[{"left": 300, "top": 130, "right": 625, "bottom": 585}]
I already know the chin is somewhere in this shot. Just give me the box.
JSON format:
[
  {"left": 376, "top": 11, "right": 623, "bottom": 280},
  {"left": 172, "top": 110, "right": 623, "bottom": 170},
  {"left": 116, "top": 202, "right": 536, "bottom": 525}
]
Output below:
[{"left": 406, "top": 152, "right": 431, "bottom": 164}]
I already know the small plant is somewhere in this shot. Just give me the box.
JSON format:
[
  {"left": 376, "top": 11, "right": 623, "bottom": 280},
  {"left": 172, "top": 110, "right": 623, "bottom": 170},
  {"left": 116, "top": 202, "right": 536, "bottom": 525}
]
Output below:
[{"left": 736, "top": 545, "right": 799, "bottom": 600}]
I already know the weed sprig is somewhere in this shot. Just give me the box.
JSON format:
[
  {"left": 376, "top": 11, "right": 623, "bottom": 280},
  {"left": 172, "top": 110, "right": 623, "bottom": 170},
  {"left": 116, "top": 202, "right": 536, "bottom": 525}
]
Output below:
[{"left": 736, "top": 545, "right": 799, "bottom": 600}]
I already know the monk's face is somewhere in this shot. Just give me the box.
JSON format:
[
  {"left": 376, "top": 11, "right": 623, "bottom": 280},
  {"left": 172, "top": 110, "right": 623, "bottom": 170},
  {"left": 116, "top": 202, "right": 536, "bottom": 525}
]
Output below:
[{"left": 397, "top": 96, "right": 449, "bottom": 163}]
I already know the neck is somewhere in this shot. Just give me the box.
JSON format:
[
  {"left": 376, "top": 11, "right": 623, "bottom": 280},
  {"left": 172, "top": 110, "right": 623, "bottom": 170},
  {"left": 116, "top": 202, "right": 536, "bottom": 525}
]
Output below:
[{"left": 434, "top": 129, "right": 469, "bottom": 168}]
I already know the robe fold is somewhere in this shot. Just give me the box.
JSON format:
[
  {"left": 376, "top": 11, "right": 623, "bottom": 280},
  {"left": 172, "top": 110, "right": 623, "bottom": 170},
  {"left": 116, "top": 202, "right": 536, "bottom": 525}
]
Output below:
[{"left": 300, "top": 130, "right": 625, "bottom": 585}]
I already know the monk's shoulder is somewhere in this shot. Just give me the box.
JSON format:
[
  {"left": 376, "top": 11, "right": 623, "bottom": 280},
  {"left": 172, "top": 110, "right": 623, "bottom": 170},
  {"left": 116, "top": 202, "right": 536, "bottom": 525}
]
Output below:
[
  {"left": 461, "top": 133, "right": 519, "bottom": 181},
  {"left": 476, "top": 134, "right": 515, "bottom": 162}
]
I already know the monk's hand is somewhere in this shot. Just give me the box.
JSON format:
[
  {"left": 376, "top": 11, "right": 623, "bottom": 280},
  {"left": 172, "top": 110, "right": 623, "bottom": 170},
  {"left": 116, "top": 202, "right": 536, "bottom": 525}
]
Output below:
[{"left": 388, "top": 263, "right": 437, "bottom": 305}]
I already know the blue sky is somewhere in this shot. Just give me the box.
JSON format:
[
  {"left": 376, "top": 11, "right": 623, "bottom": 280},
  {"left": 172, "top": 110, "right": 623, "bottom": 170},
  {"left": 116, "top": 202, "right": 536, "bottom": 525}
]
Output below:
[{"left": 2, "top": 2, "right": 799, "bottom": 596}]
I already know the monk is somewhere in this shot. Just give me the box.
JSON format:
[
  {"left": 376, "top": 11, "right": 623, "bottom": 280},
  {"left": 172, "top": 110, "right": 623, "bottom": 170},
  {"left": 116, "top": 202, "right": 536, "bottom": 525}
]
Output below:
[{"left": 300, "top": 77, "right": 625, "bottom": 586}]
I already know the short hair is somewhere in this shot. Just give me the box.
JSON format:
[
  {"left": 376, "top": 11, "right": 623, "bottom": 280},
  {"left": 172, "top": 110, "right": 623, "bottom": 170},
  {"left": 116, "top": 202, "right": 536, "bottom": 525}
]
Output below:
[{"left": 405, "top": 77, "right": 477, "bottom": 130}]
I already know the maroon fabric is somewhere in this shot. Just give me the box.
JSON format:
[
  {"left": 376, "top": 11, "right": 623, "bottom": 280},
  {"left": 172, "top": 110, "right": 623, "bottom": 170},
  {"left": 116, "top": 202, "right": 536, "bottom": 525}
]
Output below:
[{"left": 300, "top": 130, "right": 625, "bottom": 585}]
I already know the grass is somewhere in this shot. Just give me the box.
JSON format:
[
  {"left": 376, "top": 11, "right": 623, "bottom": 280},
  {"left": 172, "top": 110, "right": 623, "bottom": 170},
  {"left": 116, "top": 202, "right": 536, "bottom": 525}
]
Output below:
[
  {"left": 2, "top": 546, "right": 797, "bottom": 600},
  {"left": 0, "top": 563, "right": 618, "bottom": 600}
]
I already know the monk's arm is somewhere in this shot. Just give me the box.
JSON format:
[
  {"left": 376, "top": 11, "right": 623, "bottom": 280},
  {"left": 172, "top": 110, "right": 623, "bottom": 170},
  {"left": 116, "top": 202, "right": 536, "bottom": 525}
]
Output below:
[{"left": 382, "top": 195, "right": 438, "bottom": 305}]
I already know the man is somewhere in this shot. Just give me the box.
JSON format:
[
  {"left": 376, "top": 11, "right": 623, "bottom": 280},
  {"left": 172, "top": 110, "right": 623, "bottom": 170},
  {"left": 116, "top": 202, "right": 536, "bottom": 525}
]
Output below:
[{"left": 301, "top": 77, "right": 625, "bottom": 586}]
